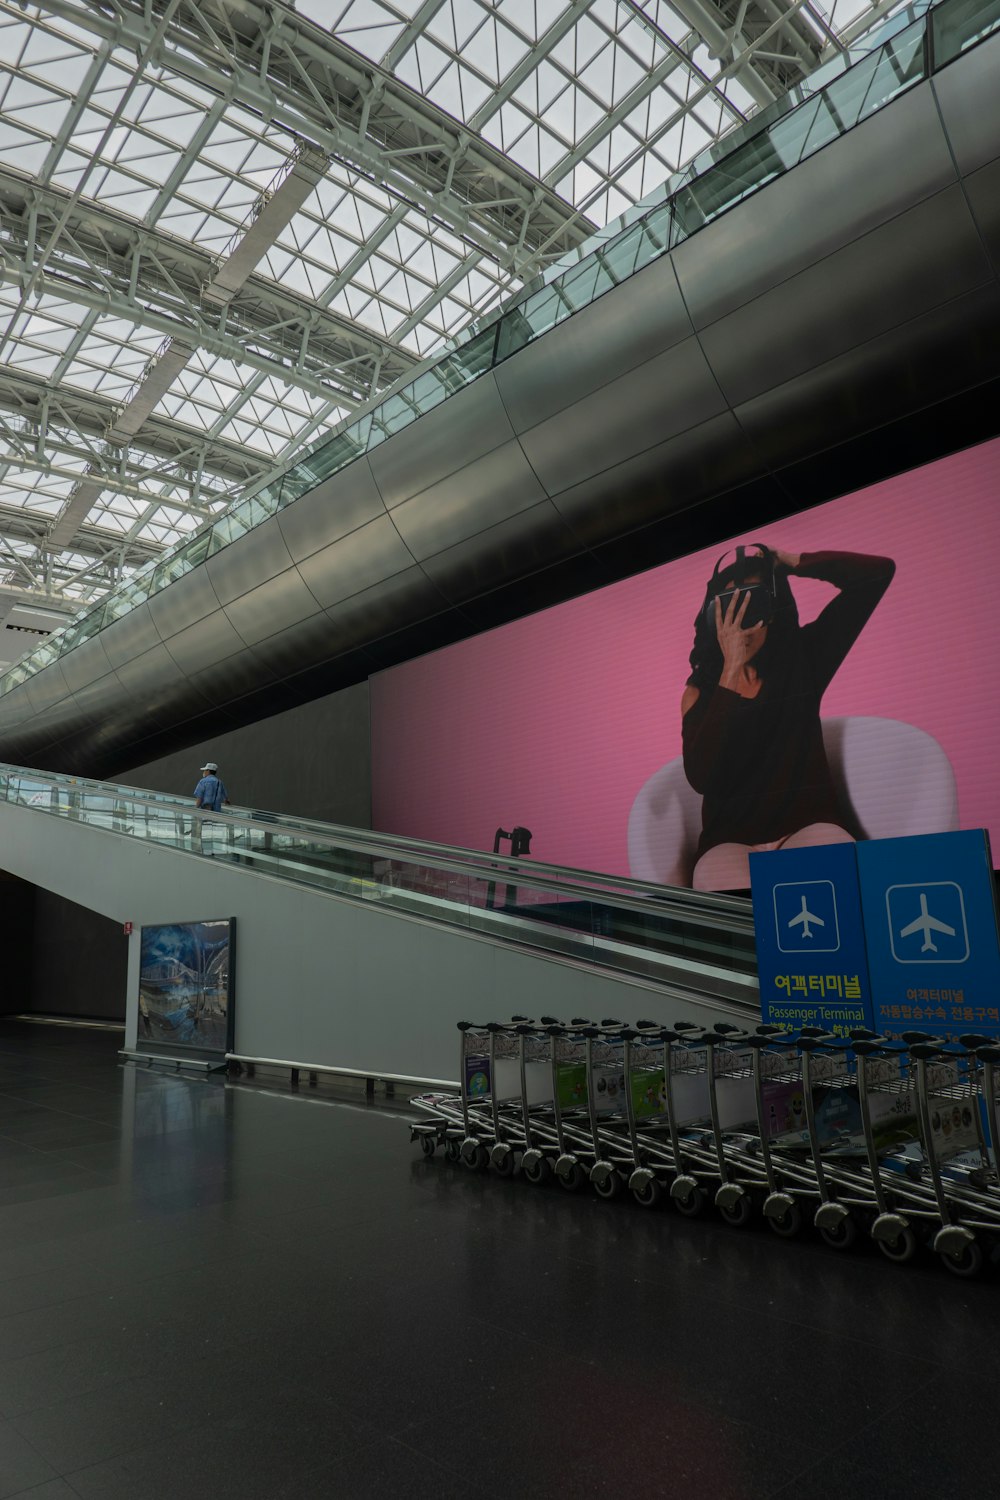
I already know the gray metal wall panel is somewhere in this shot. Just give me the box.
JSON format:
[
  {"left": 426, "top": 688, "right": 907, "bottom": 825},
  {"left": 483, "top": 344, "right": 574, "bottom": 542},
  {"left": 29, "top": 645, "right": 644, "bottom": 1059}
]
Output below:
[
  {"left": 549, "top": 411, "right": 759, "bottom": 546},
  {"left": 186, "top": 646, "right": 281, "bottom": 703},
  {"left": 673, "top": 83, "right": 958, "bottom": 332},
  {"left": 933, "top": 32, "right": 1000, "bottom": 174},
  {"left": 112, "top": 645, "right": 192, "bottom": 729},
  {"left": 206, "top": 520, "right": 295, "bottom": 606},
  {"left": 19, "top": 661, "right": 69, "bottom": 719},
  {"left": 700, "top": 184, "right": 993, "bottom": 408},
  {"left": 54, "top": 635, "right": 114, "bottom": 694},
  {"left": 0, "top": 688, "right": 35, "bottom": 731},
  {"left": 520, "top": 337, "right": 727, "bottom": 496},
  {"left": 493, "top": 255, "right": 692, "bottom": 430},
  {"left": 389, "top": 440, "right": 546, "bottom": 560},
  {"left": 69, "top": 673, "right": 120, "bottom": 730},
  {"left": 248, "top": 610, "right": 337, "bottom": 678},
  {"left": 734, "top": 281, "right": 1000, "bottom": 465},
  {"left": 100, "top": 603, "right": 163, "bottom": 671},
  {"left": 368, "top": 374, "right": 514, "bottom": 510},
  {"left": 223, "top": 567, "right": 321, "bottom": 647},
  {"left": 295, "top": 515, "right": 415, "bottom": 608},
  {"left": 323, "top": 565, "right": 449, "bottom": 643},
  {"left": 419, "top": 499, "right": 580, "bottom": 604},
  {"left": 276, "top": 459, "right": 386, "bottom": 562},
  {"left": 163, "top": 609, "right": 249, "bottom": 677},
  {"left": 146, "top": 565, "right": 222, "bottom": 640},
  {"left": 963, "top": 158, "right": 1000, "bottom": 277}
]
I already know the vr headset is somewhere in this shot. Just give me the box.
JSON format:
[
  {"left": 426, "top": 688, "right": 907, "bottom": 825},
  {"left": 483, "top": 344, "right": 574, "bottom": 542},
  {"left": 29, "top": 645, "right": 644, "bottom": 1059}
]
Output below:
[{"left": 703, "top": 543, "right": 777, "bottom": 631}]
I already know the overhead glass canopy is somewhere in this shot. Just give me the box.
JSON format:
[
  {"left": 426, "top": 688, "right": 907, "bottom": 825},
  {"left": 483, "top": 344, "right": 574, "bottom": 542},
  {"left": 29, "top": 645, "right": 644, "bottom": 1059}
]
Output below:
[{"left": 0, "top": 0, "right": 915, "bottom": 609}]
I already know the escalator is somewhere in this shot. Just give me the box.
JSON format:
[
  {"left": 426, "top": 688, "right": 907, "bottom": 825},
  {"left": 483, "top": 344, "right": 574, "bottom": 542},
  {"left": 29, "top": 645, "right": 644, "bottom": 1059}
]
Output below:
[{"left": 0, "top": 762, "right": 760, "bottom": 1079}]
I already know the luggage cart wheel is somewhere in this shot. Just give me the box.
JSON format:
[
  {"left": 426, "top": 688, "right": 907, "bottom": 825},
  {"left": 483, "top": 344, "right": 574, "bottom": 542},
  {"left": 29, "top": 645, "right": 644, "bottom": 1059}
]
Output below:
[
  {"left": 877, "top": 1226, "right": 918, "bottom": 1265},
  {"left": 461, "top": 1140, "right": 489, "bottom": 1171},
  {"left": 418, "top": 1135, "right": 437, "bottom": 1158},
  {"left": 815, "top": 1207, "right": 858, "bottom": 1251},
  {"left": 555, "top": 1157, "right": 586, "bottom": 1192},
  {"left": 628, "top": 1170, "right": 663, "bottom": 1209},
  {"left": 590, "top": 1162, "right": 623, "bottom": 1200},
  {"left": 671, "top": 1180, "right": 705, "bottom": 1217},
  {"left": 521, "top": 1152, "right": 551, "bottom": 1186},
  {"left": 489, "top": 1143, "right": 516, "bottom": 1178},
  {"left": 935, "top": 1227, "right": 984, "bottom": 1278},
  {"left": 443, "top": 1138, "right": 463, "bottom": 1165},
  {"left": 716, "top": 1186, "right": 753, "bottom": 1228},
  {"left": 764, "top": 1196, "right": 803, "bottom": 1238}
]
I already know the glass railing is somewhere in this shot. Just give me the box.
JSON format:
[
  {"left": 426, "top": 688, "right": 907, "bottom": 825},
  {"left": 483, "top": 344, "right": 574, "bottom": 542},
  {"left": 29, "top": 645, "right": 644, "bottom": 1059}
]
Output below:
[
  {"left": 2, "top": 0, "right": 996, "bottom": 701},
  {"left": 0, "top": 763, "right": 757, "bottom": 1002}
]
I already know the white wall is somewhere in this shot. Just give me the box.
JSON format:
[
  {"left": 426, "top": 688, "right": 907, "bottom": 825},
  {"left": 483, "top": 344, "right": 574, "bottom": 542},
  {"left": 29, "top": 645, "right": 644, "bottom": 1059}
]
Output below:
[{"left": 0, "top": 799, "right": 753, "bottom": 1082}]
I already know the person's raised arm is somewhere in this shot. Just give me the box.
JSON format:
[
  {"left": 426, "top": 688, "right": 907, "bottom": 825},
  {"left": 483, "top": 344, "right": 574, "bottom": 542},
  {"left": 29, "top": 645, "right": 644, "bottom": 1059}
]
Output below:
[{"left": 789, "top": 550, "right": 895, "bottom": 690}]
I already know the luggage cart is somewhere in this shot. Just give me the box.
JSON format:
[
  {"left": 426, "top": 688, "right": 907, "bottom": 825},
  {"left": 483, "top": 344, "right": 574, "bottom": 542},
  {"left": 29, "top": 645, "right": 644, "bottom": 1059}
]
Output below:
[
  {"left": 660, "top": 1026, "right": 732, "bottom": 1216},
  {"left": 619, "top": 1026, "right": 674, "bottom": 1208},
  {"left": 909, "top": 1040, "right": 1000, "bottom": 1276},
  {"left": 851, "top": 1036, "right": 938, "bottom": 1262},
  {"left": 746, "top": 1029, "right": 826, "bottom": 1238}
]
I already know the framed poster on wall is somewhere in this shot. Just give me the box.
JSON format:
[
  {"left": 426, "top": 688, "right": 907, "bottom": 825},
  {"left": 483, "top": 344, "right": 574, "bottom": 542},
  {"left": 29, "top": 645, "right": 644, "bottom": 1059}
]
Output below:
[{"left": 136, "top": 917, "right": 236, "bottom": 1059}]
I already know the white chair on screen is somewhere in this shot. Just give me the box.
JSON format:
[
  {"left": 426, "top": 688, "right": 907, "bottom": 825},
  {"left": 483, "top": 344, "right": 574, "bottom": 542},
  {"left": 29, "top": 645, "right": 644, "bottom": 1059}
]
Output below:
[{"left": 626, "top": 716, "right": 960, "bottom": 889}]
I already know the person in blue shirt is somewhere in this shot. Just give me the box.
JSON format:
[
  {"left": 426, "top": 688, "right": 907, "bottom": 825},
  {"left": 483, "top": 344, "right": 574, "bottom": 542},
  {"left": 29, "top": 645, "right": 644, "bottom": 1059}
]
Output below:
[{"left": 193, "top": 761, "right": 229, "bottom": 813}]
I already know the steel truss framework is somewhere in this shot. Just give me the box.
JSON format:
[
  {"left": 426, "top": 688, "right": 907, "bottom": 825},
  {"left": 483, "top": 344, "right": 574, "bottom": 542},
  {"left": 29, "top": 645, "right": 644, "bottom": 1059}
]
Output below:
[{"left": 0, "top": 0, "right": 893, "bottom": 607}]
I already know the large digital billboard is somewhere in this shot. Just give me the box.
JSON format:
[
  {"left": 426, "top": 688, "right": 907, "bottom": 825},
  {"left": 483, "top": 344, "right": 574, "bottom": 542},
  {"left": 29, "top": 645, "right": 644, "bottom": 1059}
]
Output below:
[{"left": 370, "top": 438, "right": 1000, "bottom": 892}]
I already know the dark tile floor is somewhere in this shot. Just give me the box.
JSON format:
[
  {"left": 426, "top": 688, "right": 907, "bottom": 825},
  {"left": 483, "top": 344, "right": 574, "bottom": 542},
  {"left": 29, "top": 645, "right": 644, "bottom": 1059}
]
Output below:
[{"left": 0, "top": 1019, "right": 993, "bottom": 1500}]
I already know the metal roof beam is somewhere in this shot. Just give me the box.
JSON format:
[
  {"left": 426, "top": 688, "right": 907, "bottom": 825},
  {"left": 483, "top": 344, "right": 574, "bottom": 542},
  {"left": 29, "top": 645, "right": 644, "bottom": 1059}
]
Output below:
[
  {"left": 202, "top": 143, "right": 329, "bottom": 306},
  {"left": 0, "top": 174, "right": 418, "bottom": 401},
  {"left": 0, "top": 368, "right": 269, "bottom": 490},
  {"left": 35, "top": 0, "right": 594, "bottom": 269}
]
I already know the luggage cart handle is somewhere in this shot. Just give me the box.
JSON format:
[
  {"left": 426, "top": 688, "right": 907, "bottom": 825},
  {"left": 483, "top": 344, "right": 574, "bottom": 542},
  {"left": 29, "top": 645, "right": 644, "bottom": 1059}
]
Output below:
[
  {"left": 908, "top": 1041, "right": 951, "bottom": 1060},
  {"left": 852, "top": 1036, "right": 902, "bottom": 1056},
  {"left": 958, "top": 1033, "right": 993, "bottom": 1050},
  {"left": 975, "top": 1045, "right": 1000, "bottom": 1062},
  {"left": 797, "top": 1033, "right": 841, "bottom": 1050}
]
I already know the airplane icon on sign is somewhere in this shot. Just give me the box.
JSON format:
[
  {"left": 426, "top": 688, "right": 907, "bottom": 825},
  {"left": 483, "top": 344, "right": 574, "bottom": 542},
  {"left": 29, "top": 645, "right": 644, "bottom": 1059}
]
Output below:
[
  {"left": 898, "top": 892, "right": 956, "bottom": 954},
  {"left": 787, "top": 895, "right": 824, "bottom": 940}
]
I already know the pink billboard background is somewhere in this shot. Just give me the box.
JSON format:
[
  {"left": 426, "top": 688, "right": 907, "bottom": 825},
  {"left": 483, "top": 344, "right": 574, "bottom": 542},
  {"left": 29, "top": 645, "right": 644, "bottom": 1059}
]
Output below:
[{"left": 370, "top": 438, "right": 1000, "bottom": 880}]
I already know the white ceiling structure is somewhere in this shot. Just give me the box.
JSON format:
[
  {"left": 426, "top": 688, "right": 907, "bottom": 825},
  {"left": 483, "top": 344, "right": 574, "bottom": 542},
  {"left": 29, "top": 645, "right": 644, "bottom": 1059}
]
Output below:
[{"left": 0, "top": 0, "right": 901, "bottom": 642}]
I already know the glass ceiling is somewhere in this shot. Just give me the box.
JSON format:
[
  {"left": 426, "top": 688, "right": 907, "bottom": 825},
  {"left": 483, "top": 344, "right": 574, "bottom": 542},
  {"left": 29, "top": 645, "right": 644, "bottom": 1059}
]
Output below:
[{"left": 0, "top": 0, "right": 903, "bottom": 609}]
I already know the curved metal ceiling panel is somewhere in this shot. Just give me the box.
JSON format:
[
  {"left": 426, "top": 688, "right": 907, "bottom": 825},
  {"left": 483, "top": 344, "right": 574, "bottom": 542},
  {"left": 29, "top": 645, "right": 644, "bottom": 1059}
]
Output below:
[
  {"left": 699, "top": 184, "right": 993, "bottom": 409},
  {"left": 419, "top": 499, "right": 581, "bottom": 606},
  {"left": 146, "top": 566, "right": 222, "bottom": 640},
  {"left": 276, "top": 461, "right": 385, "bottom": 563},
  {"left": 368, "top": 376, "right": 515, "bottom": 511},
  {"left": 390, "top": 441, "right": 546, "bottom": 561},
  {"left": 2, "top": 48, "right": 1000, "bottom": 779},
  {"left": 549, "top": 412, "right": 761, "bottom": 548},
  {"left": 54, "top": 635, "right": 114, "bottom": 695},
  {"left": 932, "top": 31, "right": 1000, "bottom": 174},
  {"left": 223, "top": 568, "right": 322, "bottom": 647},
  {"left": 492, "top": 257, "right": 691, "bottom": 432},
  {"left": 100, "top": 603, "right": 164, "bottom": 671},
  {"left": 322, "top": 566, "right": 449, "bottom": 645},
  {"left": 520, "top": 338, "right": 727, "bottom": 498},
  {"left": 206, "top": 524, "right": 296, "bottom": 607},
  {"left": 964, "top": 161, "right": 1000, "bottom": 277},
  {"left": 672, "top": 83, "right": 959, "bottom": 332},
  {"left": 733, "top": 282, "right": 1000, "bottom": 466},
  {"left": 295, "top": 516, "right": 415, "bottom": 609}
]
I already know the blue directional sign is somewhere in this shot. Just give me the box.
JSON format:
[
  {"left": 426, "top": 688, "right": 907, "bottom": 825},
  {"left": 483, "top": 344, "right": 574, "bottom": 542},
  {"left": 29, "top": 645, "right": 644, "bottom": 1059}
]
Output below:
[
  {"left": 750, "top": 842, "right": 874, "bottom": 1034},
  {"left": 857, "top": 830, "right": 1000, "bottom": 1038}
]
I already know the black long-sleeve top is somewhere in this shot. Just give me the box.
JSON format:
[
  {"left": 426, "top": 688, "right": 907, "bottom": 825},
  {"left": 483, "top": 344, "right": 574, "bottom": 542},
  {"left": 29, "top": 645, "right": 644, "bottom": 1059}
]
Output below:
[{"left": 682, "top": 552, "right": 895, "bottom": 858}]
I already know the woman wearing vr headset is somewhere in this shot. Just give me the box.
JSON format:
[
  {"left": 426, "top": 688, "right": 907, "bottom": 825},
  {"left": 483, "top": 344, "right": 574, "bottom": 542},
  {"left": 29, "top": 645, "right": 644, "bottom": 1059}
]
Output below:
[{"left": 681, "top": 544, "right": 895, "bottom": 892}]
